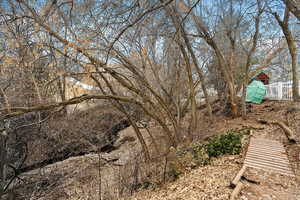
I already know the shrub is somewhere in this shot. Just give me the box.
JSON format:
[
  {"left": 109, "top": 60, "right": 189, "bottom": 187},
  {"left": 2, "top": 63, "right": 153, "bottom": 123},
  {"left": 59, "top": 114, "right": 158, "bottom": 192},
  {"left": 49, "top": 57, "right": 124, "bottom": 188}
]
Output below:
[{"left": 206, "top": 130, "right": 242, "bottom": 158}]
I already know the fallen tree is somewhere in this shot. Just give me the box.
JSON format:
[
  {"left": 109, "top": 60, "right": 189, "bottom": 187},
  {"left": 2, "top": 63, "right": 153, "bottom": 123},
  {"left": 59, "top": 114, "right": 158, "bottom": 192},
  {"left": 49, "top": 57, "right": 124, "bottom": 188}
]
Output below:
[{"left": 257, "top": 119, "right": 297, "bottom": 143}]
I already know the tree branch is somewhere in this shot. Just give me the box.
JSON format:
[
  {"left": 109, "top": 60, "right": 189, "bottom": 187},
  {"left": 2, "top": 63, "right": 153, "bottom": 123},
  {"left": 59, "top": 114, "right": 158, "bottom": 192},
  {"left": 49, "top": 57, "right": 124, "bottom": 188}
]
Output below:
[{"left": 0, "top": 94, "right": 139, "bottom": 120}]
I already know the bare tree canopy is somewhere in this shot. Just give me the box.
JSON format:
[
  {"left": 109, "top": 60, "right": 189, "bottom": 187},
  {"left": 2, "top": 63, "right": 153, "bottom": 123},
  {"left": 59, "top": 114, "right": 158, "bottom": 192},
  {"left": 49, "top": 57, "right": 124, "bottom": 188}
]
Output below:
[{"left": 0, "top": 0, "right": 299, "bottom": 198}]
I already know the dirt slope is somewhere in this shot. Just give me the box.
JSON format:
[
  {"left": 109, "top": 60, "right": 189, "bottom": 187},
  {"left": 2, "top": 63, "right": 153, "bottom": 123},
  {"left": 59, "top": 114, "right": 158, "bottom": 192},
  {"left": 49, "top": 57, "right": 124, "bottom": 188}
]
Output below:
[
  {"left": 127, "top": 101, "right": 300, "bottom": 200},
  {"left": 10, "top": 100, "right": 300, "bottom": 200},
  {"left": 123, "top": 155, "right": 243, "bottom": 200}
]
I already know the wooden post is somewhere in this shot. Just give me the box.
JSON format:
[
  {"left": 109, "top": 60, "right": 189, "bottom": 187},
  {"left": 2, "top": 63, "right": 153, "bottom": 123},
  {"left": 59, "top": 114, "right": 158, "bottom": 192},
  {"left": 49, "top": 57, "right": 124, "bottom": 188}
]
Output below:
[{"left": 278, "top": 82, "right": 283, "bottom": 100}]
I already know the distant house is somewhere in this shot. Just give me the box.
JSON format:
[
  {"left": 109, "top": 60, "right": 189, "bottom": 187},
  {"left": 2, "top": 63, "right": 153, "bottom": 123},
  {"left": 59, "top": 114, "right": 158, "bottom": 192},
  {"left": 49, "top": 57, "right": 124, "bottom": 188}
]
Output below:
[
  {"left": 62, "top": 77, "right": 101, "bottom": 113},
  {"left": 65, "top": 77, "right": 99, "bottom": 100},
  {"left": 254, "top": 72, "right": 270, "bottom": 85}
]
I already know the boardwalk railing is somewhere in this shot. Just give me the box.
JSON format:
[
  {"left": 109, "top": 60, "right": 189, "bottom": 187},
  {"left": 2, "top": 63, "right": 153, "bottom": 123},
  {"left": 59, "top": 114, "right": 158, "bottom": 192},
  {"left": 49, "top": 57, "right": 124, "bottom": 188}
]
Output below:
[{"left": 265, "top": 81, "right": 300, "bottom": 100}]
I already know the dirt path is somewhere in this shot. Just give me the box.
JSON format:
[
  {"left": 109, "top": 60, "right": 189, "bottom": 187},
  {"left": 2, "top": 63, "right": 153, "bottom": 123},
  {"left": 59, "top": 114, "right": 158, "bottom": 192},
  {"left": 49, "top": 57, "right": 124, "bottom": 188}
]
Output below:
[
  {"left": 240, "top": 167, "right": 299, "bottom": 200},
  {"left": 129, "top": 101, "right": 300, "bottom": 200},
  {"left": 236, "top": 102, "right": 300, "bottom": 200}
]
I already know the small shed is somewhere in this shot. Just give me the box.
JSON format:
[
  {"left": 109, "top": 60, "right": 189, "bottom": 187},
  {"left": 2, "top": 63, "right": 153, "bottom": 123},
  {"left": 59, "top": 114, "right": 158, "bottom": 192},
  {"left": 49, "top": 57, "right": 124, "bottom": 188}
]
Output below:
[
  {"left": 255, "top": 72, "right": 270, "bottom": 85},
  {"left": 246, "top": 80, "right": 266, "bottom": 104}
]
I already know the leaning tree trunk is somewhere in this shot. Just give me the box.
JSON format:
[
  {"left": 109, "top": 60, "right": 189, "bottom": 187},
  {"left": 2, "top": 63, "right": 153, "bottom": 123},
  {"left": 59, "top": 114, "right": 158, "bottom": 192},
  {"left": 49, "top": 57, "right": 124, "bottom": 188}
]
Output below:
[
  {"left": 168, "top": 2, "right": 215, "bottom": 121},
  {"left": 164, "top": 5, "right": 198, "bottom": 138},
  {"left": 181, "top": 30, "right": 213, "bottom": 121},
  {"left": 189, "top": 9, "right": 238, "bottom": 117}
]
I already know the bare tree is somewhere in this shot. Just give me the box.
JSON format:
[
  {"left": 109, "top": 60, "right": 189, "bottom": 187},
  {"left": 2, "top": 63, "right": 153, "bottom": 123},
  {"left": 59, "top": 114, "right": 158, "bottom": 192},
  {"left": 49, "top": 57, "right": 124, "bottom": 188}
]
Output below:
[
  {"left": 273, "top": 7, "right": 299, "bottom": 101},
  {"left": 241, "top": 1, "right": 262, "bottom": 118}
]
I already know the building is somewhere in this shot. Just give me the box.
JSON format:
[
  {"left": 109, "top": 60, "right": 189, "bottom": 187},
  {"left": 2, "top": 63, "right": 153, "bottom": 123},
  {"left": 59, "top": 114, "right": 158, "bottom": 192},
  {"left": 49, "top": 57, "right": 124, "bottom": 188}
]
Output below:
[{"left": 254, "top": 72, "right": 270, "bottom": 85}]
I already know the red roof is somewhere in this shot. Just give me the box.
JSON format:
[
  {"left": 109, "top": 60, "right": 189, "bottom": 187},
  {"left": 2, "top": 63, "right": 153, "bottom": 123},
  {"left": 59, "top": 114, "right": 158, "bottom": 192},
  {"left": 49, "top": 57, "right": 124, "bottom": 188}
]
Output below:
[{"left": 255, "top": 72, "right": 269, "bottom": 85}]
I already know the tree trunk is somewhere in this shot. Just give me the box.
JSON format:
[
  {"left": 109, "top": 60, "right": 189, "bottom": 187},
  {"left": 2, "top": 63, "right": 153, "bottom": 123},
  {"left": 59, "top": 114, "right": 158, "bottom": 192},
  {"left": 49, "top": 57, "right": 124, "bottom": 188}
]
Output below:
[
  {"left": 164, "top": 4, "right": 213, "bottom": 123},
  {"left": 177, "top": 41, "right": 197, "bottom": 139},
  {"left": 290, "top": 43, "right": 299, "bottom": 101},
  {"left": 190, "top": 11, "right": 238, "bottom": 116},
  {"left": 274, "top": 8, "right": 299, "bottom": 101},
  {"left": 283, "top": 0, "right": 300, "bottom": 21},
  {"left": 180, "top": 29, "right": 213, "bottom": 121},
  {"left": 242, "top": 12, "right": 260, "bottom": 118},
  {"left": 162, "top": 5, "right": 198, "bottom": 138}
]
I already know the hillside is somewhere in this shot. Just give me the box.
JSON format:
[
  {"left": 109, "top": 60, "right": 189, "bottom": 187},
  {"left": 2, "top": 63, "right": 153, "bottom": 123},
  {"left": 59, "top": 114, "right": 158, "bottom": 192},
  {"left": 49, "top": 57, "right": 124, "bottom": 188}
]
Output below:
[
  {"left": 128, "top": 100, "right": 300, "bottom": 200},
  {"left": 125, "top": 100, "right": 300, "bottom": 199},
  {"left": 1, "top": 1, "right": 300, "bottom": 199},
  {"left": 6, "top": 100, "right": 299, "bottom": 199}
]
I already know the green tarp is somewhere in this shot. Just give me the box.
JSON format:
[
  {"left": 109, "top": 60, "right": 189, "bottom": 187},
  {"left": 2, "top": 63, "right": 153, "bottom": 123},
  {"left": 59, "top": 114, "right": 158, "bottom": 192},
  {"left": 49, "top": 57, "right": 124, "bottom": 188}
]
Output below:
[{"left": 246, "top": 80, "right": 266, "bottom": 104}]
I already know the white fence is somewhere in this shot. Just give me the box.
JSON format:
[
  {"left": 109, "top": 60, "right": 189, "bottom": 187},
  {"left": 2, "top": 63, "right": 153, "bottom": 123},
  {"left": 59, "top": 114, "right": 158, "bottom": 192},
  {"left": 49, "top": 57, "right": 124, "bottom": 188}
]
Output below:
[{"left": 265, "top": 81, "right": 300, "bottom": 100}]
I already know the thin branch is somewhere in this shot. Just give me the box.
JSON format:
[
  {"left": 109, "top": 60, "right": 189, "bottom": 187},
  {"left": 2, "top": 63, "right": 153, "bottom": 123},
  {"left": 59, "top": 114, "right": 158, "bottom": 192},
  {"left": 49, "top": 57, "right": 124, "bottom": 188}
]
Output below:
[
  {"left": 0, "top": 94, "right": 140, "bottom": 120},
  {"left": 105, "top": 0, "right": 175, "bottom": 63}
]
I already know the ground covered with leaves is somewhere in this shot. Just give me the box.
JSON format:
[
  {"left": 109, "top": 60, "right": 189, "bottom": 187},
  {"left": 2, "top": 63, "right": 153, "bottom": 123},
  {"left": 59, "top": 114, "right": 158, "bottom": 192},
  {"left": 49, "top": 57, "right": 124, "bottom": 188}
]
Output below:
[
  {"left": 10, "top": 100, "right": 300, "bottom": 200},
  {"left": 125, "top": 155, "right": 244, "bottom": 200},
  {"left": 126, "top": 100, "right": 300, "bottom": 200}
]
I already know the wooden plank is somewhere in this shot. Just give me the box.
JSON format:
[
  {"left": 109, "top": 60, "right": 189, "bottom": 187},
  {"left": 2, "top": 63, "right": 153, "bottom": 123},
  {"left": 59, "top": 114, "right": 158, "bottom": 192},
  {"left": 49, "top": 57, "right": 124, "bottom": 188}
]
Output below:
[
  {"left": 250, "top": 141, "right": 282, "bottom": 146},
  {"left": 230, "top": 166, "right": 247, "bottom": 187},
  {"left": 245, "top": 158, "right": 291, "bottom": 169},
  {"left": 245, "top": 154, "right": 289, "bottom": 163},
  {"left": 248, "top": 145, "right": 285, "bottom": 151},
  {"left": 247, "top": 149, "right": 287, "bottom": 156},
  {"left": 244, "top": 162, "right": 295, "bottom": 177},
  {"left": 251, "top": 138, "right": 281, "bottom": 143},
  {"left": 248, "top": 149, "right": 285, "bottom": 154},
  {"left": 249, "top": 143, "right": 285, "bottom": 150},
  {"left": 244, "top": 160, "right": 292, "bottom": 172},
  {"left": 245, "top": 154, "right": 290, "bottom": 164},
  {"left": 244, "top": 138, "right": 295, "bottom": 177},
  {"left": 247, "top": 146, "right": 287, "bottom": 153},
  {"left": 246, "top": 151, "right": 288, "bottom": 158},
  {"left": 250, "top": 141, "right": 283, "bottom": 146}
]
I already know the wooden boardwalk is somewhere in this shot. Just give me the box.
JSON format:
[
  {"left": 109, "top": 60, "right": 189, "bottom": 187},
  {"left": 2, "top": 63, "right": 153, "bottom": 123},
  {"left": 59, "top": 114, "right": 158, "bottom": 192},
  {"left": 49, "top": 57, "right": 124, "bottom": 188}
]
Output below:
[{"left": 244, "top": 138, "right": 295, "bottom": 177}]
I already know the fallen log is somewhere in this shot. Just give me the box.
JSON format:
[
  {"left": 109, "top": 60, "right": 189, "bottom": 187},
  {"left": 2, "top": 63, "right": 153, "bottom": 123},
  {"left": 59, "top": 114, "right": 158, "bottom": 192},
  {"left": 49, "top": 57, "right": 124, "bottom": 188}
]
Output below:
[
  {"left": 257, "top": 119, "right": 297, "bottom": 143},
  {"left": 230, "top": 166, "right": 247, "bottom": 188},
  {"left": 230, "top": 181, "right": 243, "bottom": 200},
  {"left": 276, "top": 122, "right": 296, "bottom": 143}
]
